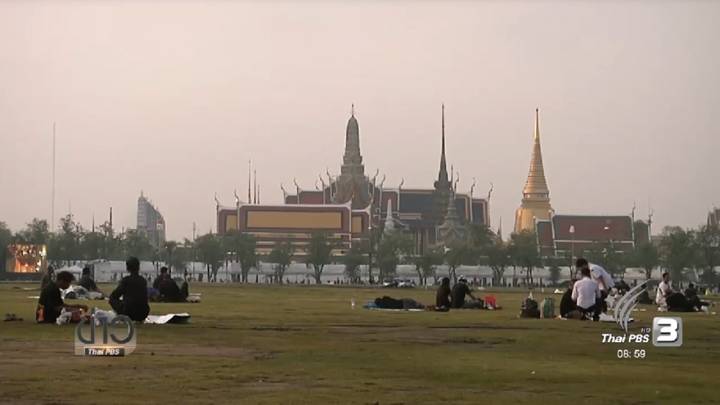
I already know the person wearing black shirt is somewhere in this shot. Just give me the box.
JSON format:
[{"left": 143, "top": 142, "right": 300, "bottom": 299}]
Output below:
[
  {"left": 158, "top": 276, "right": 189, "bottom": 302},
  {"left": 153, "top": 267, "right": 170, "bottom": 290},
  {"left": 560, "top": 279, "right": 578, "bottom": 318},
  {"left": 436, "top": 277, "right": 452, "bottom": 309},
  {"left": 110, "top": 257, "right": 150, "bottom": 322},
  {"left": 451, "top": 277, "right": 478, "bottom": 309},
  {"left": 37, "top": 271, "right": 87, "bottom": 323},
  {"left": 684, "top": 283, "right": 710, "bottom": 312},
  {"left": 78, "top": 266, "right": 101, "bottom": 292},
  {"left": 40, "top": 266, "right": 54, "bottom": 291}
]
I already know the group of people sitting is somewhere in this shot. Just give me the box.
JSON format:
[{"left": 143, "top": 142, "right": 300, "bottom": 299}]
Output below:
[
  {"left": 150, "top": 267, "right": 190, "bottom": 303},
  {"left": 559, "top": 257, "right": 712, "bottom": 321},
  {"left": 559, "top": 258, "right": 613, "bottom": 321},
  {"left": 37, "top": 257, "right": 192, "bottom": 324},
  {"left": 370, "top": 276, "right": 488, "bottom": 311},
  {"left": 656, "top": 273, "right": 710, "bottom": 312},
  {"left": 435, "top": 276, "right": 484, "bottom": 310}
]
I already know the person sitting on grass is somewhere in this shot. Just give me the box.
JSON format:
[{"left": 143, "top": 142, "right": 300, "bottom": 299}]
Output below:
[
  {"left": 158, "top": 274, "right": 189, "bottom": 302},
  {"left": 560, "top": 279, "right": 578, "bottom": 318},
  {"left": 684, "top": 283, "right": 711, "bottom": 312},
  {"left": 40, "top": 265, "right": 54, "bottom": 291},
  {"left": 36, "top": 271, "right": 88, "bottom": 323},
  {"left": 153, "top": 266, "right": 170, "bottom": 289},
  {"left": 657, "top": 273, "right": 705, "bottom": 312},
  {"left": 79, "top": 266, "right": 102, "bottom": 294},
  {"left": 109, "top": 257, "right": 150, "bottom": 322},
  {"left": 451, "top": 277, "right": 481, "bottom": 309},
  {"left": 571, "top": 267, "right": 600, "bottom": 321},
  {"left": 435, "top": 277, "right": 452, "bottom": 310}
]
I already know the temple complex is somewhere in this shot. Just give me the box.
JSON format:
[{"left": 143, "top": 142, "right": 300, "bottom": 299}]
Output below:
[
  {"left": 512, "top": 110, "right": 650, "bottom": 257},
  {"left": 217, "top": 106, "right": 489, "bottom": 256}
]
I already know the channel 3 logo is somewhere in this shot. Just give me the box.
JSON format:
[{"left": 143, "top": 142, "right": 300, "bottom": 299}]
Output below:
[{"left": 652, "top": 317, "right": 683, "bottom": 347}]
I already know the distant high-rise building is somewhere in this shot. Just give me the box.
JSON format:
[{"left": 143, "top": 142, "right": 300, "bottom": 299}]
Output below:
[
  {"left": 515, "top": 109, "right": 553, "bottom": 233},
  {"left": 709, "top": 207, "right": 720, "bottom": 228},
  {"left": 137, "top": 192, "right": 166, "bottom": 248}
]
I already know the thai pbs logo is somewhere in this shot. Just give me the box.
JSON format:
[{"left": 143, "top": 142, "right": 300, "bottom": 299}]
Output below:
[
  {"left": 74, "top": 315, "right": 137, "bottom": 356},
  {"left": 652, "top": 317, "right": 683, "bottom": 347},
  {"left": 614, "top": 283, "right": 683, "bottom": 347}
]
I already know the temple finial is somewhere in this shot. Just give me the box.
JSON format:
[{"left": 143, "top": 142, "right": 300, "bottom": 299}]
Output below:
[
  {"left": 534, "top": 108, "right": 540, "bottom": 141},
  {"left": 351, "top": 103, "right": 355, "bottom": 117},
  {"left": 442, "top": 104, "right": 445, "bottom": 153}
]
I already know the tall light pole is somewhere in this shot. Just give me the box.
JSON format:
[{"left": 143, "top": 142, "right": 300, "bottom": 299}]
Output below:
[{"left": 569, "top": 225, "right": 576, "bottom": 280}]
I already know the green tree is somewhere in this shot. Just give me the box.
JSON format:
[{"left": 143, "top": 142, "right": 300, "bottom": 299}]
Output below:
[
  {"left": 342, "top": 246, "right": 365, "bottom": 284},
  {"left": 237, "top": 234, "right": 257, "bottom": 283},
  {"left": 195, "top": 233, "right": 224, "bottom": 282},
  {"left": 15, "top": 218, "right": 50, "bottom": 245},
  {"left": 305, "top": 232, "right": 334, "bottom": 284},
  {"left": 49, "top": 214, "right": 82, "bottom": 265},
  {"left": 468, "top": 224, "right": 495, "bottom": 253},
  {"left": 98, "top": 221, "right": 121, "bottom": 259},
  {"left": 659, "top": 226, "right": 695, "bottom": 282},
  {"left": 122, "top": 229, "right": 154, "bottom": 261},
  {"left": 633, "top": 241, "right": 660, "bottom": 280},
  {"left": 268, "top": 242, "right": 293, "bottom": 284},
  {"left": 0, "top": 222, "right": 13, "bottom": 272},
  {"left": 163, "top": 241, "right": 179, "bottom": 274},
  {"left": 223, "top": 231, "right": 257, "bottom": 283},
  {"left": 411, "top": 248, "right": 444, "bottom": 285},
  {"left": 543, "top": 256, "right": 566, "bottom": 286},
  {"left": 376, "top": 232, "right": 414, "bottom": 282},
  {"left": 694, "top": 224, "right": 720, "bottom": 284},
  {"left": 444, "top": 241, "right": 476, "bottom": 284},
  {"left": 80, "top": 231, "right": 104, "bottom": 261},
  {"left": 509, "top": 231, "right": 541, "bottom": 286},
  {"left": 486, "top": 238, "right": 510, "bottom": 286}
]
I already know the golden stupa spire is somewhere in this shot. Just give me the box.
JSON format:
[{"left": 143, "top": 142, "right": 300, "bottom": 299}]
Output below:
[{"left": 522, "top": 108, "right": 549, "bottom": 199}]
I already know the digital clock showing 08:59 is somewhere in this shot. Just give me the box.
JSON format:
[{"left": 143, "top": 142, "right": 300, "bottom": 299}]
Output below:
[{"left": 617, "top": 349, "right": 646, "bottom": 359}]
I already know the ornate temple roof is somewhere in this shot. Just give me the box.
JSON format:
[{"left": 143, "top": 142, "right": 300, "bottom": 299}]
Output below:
[
  {"left": 438, "top": 190, "right": 466, "bottom": 246},
  {"left": 522, "top": 109, "right": 550, "bottom": 199},
  {"left": 434, "top": 104, "right": 450, "bottom": 192},
  {"left": 343, "top": 106, "right": 362, "bottom": 168}
]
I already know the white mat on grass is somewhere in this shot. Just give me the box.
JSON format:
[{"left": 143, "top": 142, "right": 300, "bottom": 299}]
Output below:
[{"left": 144, "top": 313, "right": 191, "bottom": 324}]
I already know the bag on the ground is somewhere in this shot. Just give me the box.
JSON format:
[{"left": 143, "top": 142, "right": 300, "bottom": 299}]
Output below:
[
  {"left": 520, "top": 298, "right": 540, "bottom": 318},
  {"left": 541, "top": 297, "right": 555, "bottom": 319}
]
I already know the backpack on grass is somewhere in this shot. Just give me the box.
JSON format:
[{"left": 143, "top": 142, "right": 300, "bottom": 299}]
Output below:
[
  {"left": 520, "top": 298, "right": 540, "bottom": 318},
  {"left": 541, "top": 297, "right": 555, "bottom": 319}
]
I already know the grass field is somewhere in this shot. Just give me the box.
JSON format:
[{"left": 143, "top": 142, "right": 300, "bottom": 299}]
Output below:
[{"left": 1, "top": 283, "right": 719, "bottom": 404}]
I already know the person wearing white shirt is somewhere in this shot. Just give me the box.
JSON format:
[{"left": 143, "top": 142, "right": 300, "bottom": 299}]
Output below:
[
  {"left": 590, "top": 264, "right": 615, "bottom": 292},
  {"left": 656, "top": 272, "right": 673, "bottom": 310},
  {"left": 576, "top": 258, "right": 614, "bottom": 314},
  {"left": 571, "top": 266, "right": 601, "bottom": 320}
]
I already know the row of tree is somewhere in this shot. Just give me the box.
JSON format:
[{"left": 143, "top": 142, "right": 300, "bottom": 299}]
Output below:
[{"left": 1, "top": 216, "right": 718, "bottom": 286}]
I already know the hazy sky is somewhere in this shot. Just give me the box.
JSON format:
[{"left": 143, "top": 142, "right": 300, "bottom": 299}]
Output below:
[{"left": 1, "top": 1, "right": 719, "bottom": 240}]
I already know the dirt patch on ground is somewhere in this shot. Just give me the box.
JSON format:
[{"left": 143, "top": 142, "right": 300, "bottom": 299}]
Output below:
[
  {"left": 138, "top": 344, "right": 267, "bottom": 359},
  {"left": 0, "top": 340, "right": 271, "bottom": 362},
  {"left": 250, "top": 326, "right": 302, "bottom": 332},
  {"left": 428, "top": 325, "right": 531, "bottom": 331},
  {"left": 441, "top": 336, "right": 516, "bottom": 346}
]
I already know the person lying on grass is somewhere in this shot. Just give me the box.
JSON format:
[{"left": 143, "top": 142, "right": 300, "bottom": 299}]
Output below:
[{"left": 36, "top": 271, "right": 88, "bottom": 324}]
